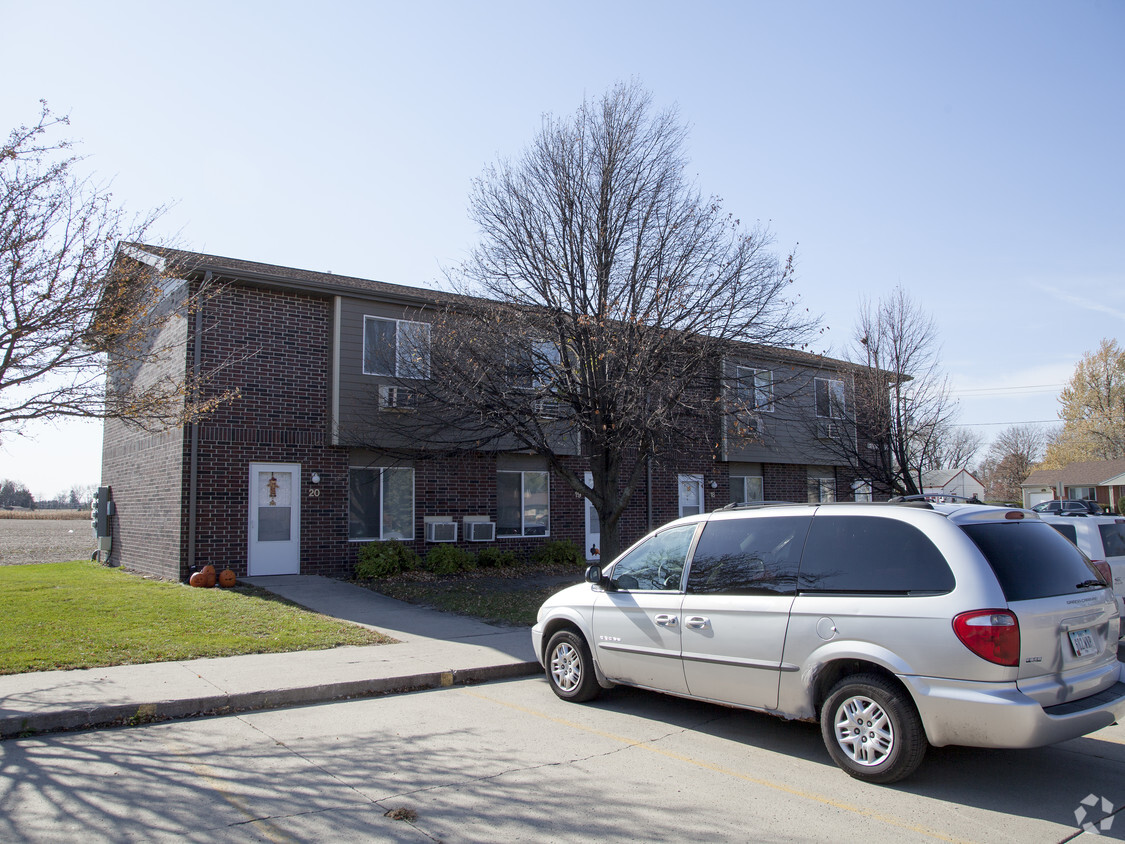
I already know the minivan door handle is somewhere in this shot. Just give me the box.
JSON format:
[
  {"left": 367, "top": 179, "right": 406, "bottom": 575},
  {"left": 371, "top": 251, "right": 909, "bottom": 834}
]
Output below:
[
  {"left": 686, "top": 616, "right": 710, "bottom": 629},
  {"left": 654, "top": 614, "right": 678, "bottom": 626}
]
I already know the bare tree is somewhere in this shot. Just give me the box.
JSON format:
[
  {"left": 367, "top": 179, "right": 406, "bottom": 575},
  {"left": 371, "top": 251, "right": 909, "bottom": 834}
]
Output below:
[
  {"left": 927, "top": 426, "right": 983, "bottom": 473},
  {"left": 359, "top": 82, "right": 818, "bottom": 559},
  {"left": 820, "top": 286, "right": 958, "bottom": 496},
  {"left": 978, "top": 424, "right": 1047, "bottom": 501},
  {"left": 0, "top": 102, "right": 231, "bottom": 442}
]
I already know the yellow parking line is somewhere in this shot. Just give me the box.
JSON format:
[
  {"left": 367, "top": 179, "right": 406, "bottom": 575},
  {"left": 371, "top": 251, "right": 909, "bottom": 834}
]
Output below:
[
  {"left": 462, "top": 689, "right": 972, "bottom": 844},
  {"left": 161, "top": 738, "right": 297, "bottom": 844}
]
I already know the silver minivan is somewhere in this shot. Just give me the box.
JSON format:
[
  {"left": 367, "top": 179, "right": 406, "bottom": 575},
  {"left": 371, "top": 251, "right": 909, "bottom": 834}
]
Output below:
[{"left": 532, "top": 502, "right": 1125, "bottom": 783}]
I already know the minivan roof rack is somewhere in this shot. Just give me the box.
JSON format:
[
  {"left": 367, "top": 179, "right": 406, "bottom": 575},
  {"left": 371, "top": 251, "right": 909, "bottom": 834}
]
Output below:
[{"left": 718, "top": 501, "right": 802, "bottom": 511}]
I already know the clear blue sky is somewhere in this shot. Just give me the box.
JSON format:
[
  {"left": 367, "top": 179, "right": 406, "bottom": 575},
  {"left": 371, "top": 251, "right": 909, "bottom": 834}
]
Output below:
[{"left": 3, "top": 0, "right": 1122, "bottom": 499}]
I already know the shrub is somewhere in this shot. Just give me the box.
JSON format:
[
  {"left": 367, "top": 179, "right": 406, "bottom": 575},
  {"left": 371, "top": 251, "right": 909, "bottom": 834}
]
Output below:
[
  {"left": 355, "top": 540, "right": 420, "bottom": 580},
  {"left": 1117, "top": 496, "right": 1125, "bottom": 516},
  {"left": 424, "top": 544, "right": 476, "bottom": 575},
  {"left": 531, "top": 539, "right": 585, "bottom": 568},
  {"left": 476, "top": 546, "right": 519, "bottom": 569}
]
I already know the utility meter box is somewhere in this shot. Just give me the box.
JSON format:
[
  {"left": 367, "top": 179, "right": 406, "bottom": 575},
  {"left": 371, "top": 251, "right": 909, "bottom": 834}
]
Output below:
[{"left": 91, "top": 486, "right": 113, "bottom": 538}]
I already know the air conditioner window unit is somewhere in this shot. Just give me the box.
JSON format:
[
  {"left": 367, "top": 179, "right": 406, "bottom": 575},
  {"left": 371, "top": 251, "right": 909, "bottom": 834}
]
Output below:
[
  {"left": 817, "top": 420, "right": 841, "bottom": 440},
  {"left": 425, "top": 521, "right": 457, "bottom": 543},
  {"left": 533, "top": 399, "right": 562, "bottom": 418},
  {"left": 380, "top": 385, "right": 418, "bottom": 410},
  {"left": 467, "top": 521, "right": 496, "bottom": 542}
]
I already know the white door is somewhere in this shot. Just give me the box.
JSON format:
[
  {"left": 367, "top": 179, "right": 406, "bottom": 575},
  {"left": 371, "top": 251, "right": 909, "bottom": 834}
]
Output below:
[
  {"left": 584, "top": 471, "right": 601, "bottom": 561},
  {"left": 248, "top": 463, "right": 301, "bottom": 575},
  {"left": 678, "top": 474, "right": 704, "bottom": 517}
]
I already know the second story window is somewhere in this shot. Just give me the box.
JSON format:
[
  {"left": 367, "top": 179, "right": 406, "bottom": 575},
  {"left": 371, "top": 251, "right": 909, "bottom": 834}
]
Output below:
[
  {"left": 815, "top": 377, "right": 846, "bottom": 419},
  {"left": 363, "top": 316, "right": 431, "bottom": 379},
  {"left": 735, "top": 366, "right": 774, "bottom": 413}
]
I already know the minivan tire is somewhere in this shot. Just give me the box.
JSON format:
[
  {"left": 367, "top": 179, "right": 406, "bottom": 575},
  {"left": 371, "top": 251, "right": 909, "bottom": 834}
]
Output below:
[
  {"left": 821, "top": 673, "right": 928, "bottom": 784},
  {"left": 545, "top": 629, "right": 601, "bottom": 703}
]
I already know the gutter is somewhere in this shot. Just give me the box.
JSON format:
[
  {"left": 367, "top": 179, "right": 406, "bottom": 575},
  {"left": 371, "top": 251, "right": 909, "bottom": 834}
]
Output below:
[{"left": 186, "top": 271, "right": 209, "bottom": 574}]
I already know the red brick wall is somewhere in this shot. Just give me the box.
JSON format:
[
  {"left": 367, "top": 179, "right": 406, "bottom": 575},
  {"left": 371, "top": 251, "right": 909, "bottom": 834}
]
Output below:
[{"left": 187, "top": 284, "right": 345, "bottom": 578}]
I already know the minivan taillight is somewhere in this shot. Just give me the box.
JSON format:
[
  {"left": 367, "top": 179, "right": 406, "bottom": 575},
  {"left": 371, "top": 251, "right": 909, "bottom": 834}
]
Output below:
[
  {"left": 1090, "top": 561, "right": 1112, "bottom": 585},
  {"left": 953, "top": 610, "right": 1020, "bottom": 667}
]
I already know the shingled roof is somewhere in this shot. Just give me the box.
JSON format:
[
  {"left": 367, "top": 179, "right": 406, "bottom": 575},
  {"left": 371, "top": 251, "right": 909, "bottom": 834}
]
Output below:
[
  {"left": 122, "top": 243, "right": 458, "bottom": 307},
  {"left": 120, "top": 242, "right": 854, "bottom": 372},
  {"left": 1023, "top": 457, "right": 1125, "bottom": 487}
]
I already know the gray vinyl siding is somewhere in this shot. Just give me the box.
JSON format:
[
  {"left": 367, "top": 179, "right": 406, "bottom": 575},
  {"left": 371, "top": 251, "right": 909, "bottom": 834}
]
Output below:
[
  {"left": 722, "top": 359, "right": 854, "bottom": 465},
  {"left": 334, "top": 295, "right": 434, "bottom": 445}
]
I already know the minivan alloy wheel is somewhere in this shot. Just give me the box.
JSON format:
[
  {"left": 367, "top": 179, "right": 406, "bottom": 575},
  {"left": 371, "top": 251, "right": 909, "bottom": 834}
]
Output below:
[
  {"left": 551, "top": 641, "right": 582, "bottom": 691},
  {"left": 544, "top": 629, "right": 601, "bottom": 702},
  {"left": 833, "top": 694, "right": 894, "bottom": 765},
  {"left": 821, "top": 673, "right": 927, "bottom": 783}
]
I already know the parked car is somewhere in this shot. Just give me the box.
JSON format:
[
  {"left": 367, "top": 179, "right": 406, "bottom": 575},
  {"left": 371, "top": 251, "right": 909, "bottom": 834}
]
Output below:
[
  {"left": 1032, "top": 499, "right": 1103, "bottom": 515},
  {"left": 1041, "top": 513, "right": 1125, "bottom": 638},
  {"left": 532, "top": 501, "right": 1125, "bottom": 784}
]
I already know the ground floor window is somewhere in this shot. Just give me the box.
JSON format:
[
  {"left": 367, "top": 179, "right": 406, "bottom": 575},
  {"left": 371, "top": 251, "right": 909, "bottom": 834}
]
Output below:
[
  {"left": 852, "top": 480, "right": 873, "bottom": 502},
  {"left": 497, "top": 470, "right": 549, "bottom": 536},
  {"left": 730, "top": 475, "right": 764, "bottom": 505},
  {"left": 808, "top": 476, "right": 836, "bottom": 503},
  {"left": 1069, "top": 487, "right": 1095, "bottom": 500},
  {"left": 349, "top": 467, "right": 414, "bottom": 540}
]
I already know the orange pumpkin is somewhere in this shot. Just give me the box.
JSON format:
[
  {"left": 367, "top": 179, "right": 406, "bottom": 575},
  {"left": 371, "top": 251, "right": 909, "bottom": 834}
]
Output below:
[
  {"left": 218, "top": 569, "right": 237, "bottom": 588},
  {"left": 201, "top": 564, "right": 216, "bottom": 577},
  {"left": 189, "top": 571, "right": 205, "bottom": 587}
]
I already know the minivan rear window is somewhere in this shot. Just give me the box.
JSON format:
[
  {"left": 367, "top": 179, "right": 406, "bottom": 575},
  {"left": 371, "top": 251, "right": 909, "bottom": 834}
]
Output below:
[
  {"left": 1047, "top": 523, "right": 1077, "bottom": 544},
  {"left": 962, "top": 522, "right": 1104, "bottom": 601},
  {"left": 1099, "top": 522, "right": 1125, "bottom": 558}
]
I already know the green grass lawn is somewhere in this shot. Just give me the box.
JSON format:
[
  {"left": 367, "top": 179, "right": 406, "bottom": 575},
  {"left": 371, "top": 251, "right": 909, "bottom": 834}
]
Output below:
[
  {"left": 362, "top": 565, "right": 583, "bottom": 627},
  {"left": 0, "top": 561, "right": 392, "bottom": 674}
]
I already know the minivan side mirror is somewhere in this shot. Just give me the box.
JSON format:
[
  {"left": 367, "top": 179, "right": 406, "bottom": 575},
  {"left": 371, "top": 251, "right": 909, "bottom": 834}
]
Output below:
[{"left": 585, "top": 564, "right": 603, "bottom": 584}]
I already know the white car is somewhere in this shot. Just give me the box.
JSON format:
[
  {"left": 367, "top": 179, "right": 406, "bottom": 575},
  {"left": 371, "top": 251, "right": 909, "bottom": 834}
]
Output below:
[{"left": 1041, "top": 513, "right": 1125, "bottom": 638}]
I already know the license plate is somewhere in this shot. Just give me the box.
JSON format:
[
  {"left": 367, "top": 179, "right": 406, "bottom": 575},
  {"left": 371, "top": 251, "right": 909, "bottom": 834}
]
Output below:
[{"left": 1068, "top": 628, "right": 1097, "bottom": 658}]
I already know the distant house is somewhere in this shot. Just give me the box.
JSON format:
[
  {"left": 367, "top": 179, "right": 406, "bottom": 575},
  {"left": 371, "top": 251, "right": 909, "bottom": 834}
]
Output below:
[
  {"left": 920, "top": 468, "right": 984, "bottom": 501},
  {"left": 1021, "top": 457, "right": 1125, "bottom": 512}
]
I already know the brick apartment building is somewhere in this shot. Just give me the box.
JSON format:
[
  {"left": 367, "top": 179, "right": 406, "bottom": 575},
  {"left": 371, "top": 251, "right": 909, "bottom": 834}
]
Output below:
[{"left": 101, "top": 245, "right": 871, "bottom": 581}]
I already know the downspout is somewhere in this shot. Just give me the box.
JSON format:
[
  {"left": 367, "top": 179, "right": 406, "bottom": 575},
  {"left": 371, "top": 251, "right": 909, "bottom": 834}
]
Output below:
[
  {"left": 646, "top": 455, "right": 653, "bottom": 531},
  {"left": 186, "top": 271, "right": 209, "bottom": 574}
]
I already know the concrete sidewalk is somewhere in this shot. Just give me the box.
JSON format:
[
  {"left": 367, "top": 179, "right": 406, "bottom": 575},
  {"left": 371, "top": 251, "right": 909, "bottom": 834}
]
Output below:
[{"left": 0, "top": 576, "right": 542, "bottom": 739}]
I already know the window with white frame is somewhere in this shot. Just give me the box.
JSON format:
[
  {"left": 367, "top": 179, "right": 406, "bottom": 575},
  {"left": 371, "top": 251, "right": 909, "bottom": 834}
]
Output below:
[
  {"left": 734, "top": 366, "right": 774, "bottom": 413},
  {"left": 815, "top": 377, "right": 846, "bottom": 419},
  {"left": 1069, "top": 487, "right": 1095, "bottom": 500},
  {"left": 349, "top": 467, "right": 414, "bottom": 540},
  {"left": 808, "top": 475, "right": 836, "bottom": 503},
  {"left": 730, "top": 475, "right": 764, "bottom": 505},
  {"left": 363, "top": 316, "right": 431, "bottom": 379},
  {"left": 497, "top": 470, "right": 550, "bottom": 537}
]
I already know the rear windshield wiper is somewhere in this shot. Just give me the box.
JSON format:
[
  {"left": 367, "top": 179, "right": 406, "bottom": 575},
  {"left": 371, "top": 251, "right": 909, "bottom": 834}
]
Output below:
[{"left": 1075, "top": 580, "right": 1106, "bottom": 589}]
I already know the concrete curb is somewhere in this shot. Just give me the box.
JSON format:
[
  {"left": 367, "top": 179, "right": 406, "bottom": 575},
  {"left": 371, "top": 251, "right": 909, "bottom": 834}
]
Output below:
[{"left": 0, "top": 660, "right": 541, "bottom": 739}]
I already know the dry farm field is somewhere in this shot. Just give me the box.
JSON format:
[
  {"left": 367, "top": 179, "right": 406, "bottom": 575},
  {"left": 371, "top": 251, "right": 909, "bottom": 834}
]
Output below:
[{"left": 0, "top": 514, "right": 95, "bottom": 565}]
